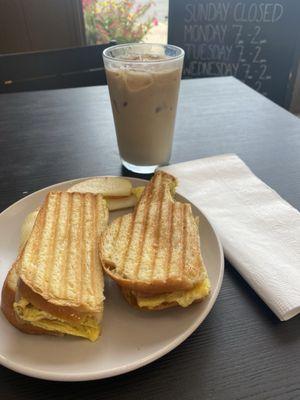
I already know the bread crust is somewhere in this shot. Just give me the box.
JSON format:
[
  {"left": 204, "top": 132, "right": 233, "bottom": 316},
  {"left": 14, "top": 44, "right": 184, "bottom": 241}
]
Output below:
[
  {"left": 100, "top": 254, "right": 196, "bottom": 294},
  {"left": 1, "top": 266, "right": 52, "bottom": 335}
]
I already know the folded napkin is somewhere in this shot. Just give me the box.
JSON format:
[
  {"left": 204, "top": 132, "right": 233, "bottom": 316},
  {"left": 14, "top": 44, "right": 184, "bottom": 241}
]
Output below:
[{"left": 161, "top": 154, "right": 300, "bottom": 321}]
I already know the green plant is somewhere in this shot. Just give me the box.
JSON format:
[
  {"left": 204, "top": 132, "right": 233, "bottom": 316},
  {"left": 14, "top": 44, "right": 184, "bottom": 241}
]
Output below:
[{"left": 82, "top": 0, "right": 157, "bottom": 45}]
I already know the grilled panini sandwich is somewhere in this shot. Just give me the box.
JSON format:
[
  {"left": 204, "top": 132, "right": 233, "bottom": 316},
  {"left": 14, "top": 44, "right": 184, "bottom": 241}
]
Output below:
[
  {"left": 2, "top": 191, "right": 108, "bottom": 341},
  {"left": 100, "top": 171, "right": 210, "bottom": 310}
]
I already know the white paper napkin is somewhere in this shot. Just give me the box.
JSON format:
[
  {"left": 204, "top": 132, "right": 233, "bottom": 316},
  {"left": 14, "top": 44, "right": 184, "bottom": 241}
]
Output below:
[{"left": 161, "top": 154, "right": 300, "bottom": 321}]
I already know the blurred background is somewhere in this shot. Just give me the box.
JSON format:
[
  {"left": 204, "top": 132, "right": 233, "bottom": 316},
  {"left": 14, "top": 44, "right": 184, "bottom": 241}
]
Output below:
[{"left": 0, "top": 0, "right": 299, "bottom": 113}]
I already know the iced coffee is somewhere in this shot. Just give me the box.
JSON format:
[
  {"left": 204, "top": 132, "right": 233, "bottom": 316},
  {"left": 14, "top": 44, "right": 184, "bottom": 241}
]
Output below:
[{"left": 103, "top": 44, "right": 184, "bottom": 173}]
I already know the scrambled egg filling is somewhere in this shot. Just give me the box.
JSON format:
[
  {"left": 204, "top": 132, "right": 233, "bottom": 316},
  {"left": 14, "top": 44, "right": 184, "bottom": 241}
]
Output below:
[
  {"left": 132, "top": 186, "right": 145, "bottom": 200},
  {"left": 136, "top": 278, "right": 211, "bottom": 309},
  {"left": 13, "top": 298, "right": 100, "bottom": 342}
]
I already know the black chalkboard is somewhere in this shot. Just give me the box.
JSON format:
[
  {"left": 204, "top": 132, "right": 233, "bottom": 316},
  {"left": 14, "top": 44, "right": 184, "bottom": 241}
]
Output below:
[{"left": 168, "top": 0, "right": 300, "bottom": 107}]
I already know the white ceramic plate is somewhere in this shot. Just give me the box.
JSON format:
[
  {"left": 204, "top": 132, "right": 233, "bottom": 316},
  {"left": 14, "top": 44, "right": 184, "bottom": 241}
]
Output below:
[{"left": 0, "top": 177, "right": 224, "bottom": 381}]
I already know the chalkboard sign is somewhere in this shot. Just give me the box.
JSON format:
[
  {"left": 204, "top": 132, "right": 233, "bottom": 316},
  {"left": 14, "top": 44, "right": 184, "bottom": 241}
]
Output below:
[{"left": 168, "top": 0, "right": 300, "bottom": 107}]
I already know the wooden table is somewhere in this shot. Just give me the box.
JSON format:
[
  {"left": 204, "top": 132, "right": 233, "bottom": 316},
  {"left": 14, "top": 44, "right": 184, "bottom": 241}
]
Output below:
[{"left": 0, "top": 77, "right": 299, "bottom": 399}]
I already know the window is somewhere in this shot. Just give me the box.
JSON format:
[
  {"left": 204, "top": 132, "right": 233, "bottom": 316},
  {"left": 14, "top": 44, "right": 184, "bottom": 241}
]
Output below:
[{"left": 82, "top": 0, "right": 168, "bottom": 45}]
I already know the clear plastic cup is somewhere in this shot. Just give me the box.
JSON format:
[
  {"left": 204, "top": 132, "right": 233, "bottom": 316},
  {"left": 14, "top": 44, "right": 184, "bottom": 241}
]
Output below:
[{"left": 103, "top": 43, "right": 184, "bottom": 174}]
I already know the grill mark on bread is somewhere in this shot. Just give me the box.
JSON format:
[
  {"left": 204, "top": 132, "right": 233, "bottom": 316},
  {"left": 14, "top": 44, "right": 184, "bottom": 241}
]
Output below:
[
  {"left": 92, "top": 195, "right": 101, "bottom": 305},
  {"left": 108, "top": 214, "right": 131, "bottom": 276},
  {"left": 34, "top": 194, "right": 59, "bottom": 290},
  {"left": 119, "top": 176, "right": 159, "bottom": 277},
  {"left": 149, "top": 183, "right": 164, "bottom": 280},
  {"left": 98, "top": 196, "right": 107, "bottom": 302},
  {"left": 90, "top": 195, "right": 97, "bottom": 302},
  {"left": 46, "top": 193, "right": 61, "bottom": 297},
  {"left": 136, "top": 174, "right": 163, "bottom": 280},
  {"left": 49, "top": 193, "right": 69, "bottom": 299},
  {"left": 181, "top": 204, "right": 188, "bottom": 281},
  {"left": 83, "top": 194, "right": 91, "bottom": 306},
  {"left": 119, "top": 205, "right": 136, "bottom": 275},
  {"left": 95, "top": 195, "right": 103, "bottom": 236},
  {"left": 31, "top": 195, "right": 49, "bottom": 286},
  {"left": 151, "top": 187, "right": 172, "bottom": 281},
  {"left": 135, "top": 175, "right": 157, "bottom": 280},
  {"left": 95, "top": 194, "right": 99, "bottom": 237},
  {"left": 115, "top": 216, "right": 123, "bottom": 263},
  {"left": 26, "top": 214, "right": 39, "bottom": 284},
  {"left": 78, "top": 194, "right": 85, "bottom": 304},
  {"left": 177, "top": 204, "right": 184, "bottom": 280},
  {"left": 65, "top": 193, "right": 81, "bottom": 301},
  {"left": 108, "top": 217, "right": 126, "bottom": 274},
  {"left": 165, "top": 201, "right": 174, "bottom": 281},
  {"left": 61, "top": 193, "right": 73, "bottom": 299},
  {"left": 95, "top": 195, "right": 107, "bottom": 305},
  {"left": 95, "top": 195, "right": 107, "bottom": 306},
  {"left": 134, "top": 204, "right": 150, "bottom": 279},
  {"left": 112, "top": 218, "right": 122, "bottom": 259}
]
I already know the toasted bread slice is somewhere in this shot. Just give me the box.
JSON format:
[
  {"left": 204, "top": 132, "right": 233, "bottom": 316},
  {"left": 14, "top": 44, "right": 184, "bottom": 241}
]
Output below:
[
  {"left": 18, "top": 192, "right": 107, "bottom": 311},
  {"left": 99, "top": 171, "right": 209, "bottom": 300},
  {"left": 3, "top": 191, "right": 108, "bottom": 341},
  {"left": 68, "top": 178, "right": 136, "bottom": 211},
  {"left": 67, "top": 177, "right": 132, "bottom": 197}
]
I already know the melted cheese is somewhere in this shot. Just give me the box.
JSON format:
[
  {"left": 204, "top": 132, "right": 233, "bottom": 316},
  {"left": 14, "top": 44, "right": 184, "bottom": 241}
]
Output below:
[
  {"left": 136, "top": 278, "right": 210, "bottom": 309},
  {"left": 14, "top": 298, "right": 100, "bottom": 341}
]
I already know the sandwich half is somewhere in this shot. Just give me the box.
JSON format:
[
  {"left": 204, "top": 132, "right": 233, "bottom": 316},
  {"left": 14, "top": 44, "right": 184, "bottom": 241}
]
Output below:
[
  {"left": 99, "top": 171, "right": 210, "bottom": 310},
  {"left": 2, "top": 191, "right": 108, "bottom": 341}
]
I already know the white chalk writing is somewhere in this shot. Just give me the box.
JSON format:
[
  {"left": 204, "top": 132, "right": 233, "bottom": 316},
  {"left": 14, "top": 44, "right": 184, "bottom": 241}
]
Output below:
[
  {"left": 184, "top": 61, "right": 239, "bottom": 76},
  {"left": 250, "top": 26, "right": 262, "bottom": 44},
  {"left": 182, "top": 1, "right": 286, "bottom": 97},
  {"left": 233, "top": 2, "right": 283, "bottom": 23},
  {"left": 185, "top": 2, "right": 231, "bottom": 23},
  {"left": 185, "top": 43, "right": 233, "bottom": 61},
  {"left": 184, "top": 24, "right": 227, "bottom": 43}
]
